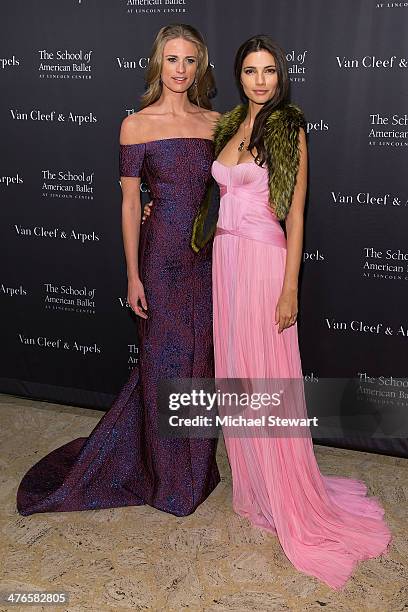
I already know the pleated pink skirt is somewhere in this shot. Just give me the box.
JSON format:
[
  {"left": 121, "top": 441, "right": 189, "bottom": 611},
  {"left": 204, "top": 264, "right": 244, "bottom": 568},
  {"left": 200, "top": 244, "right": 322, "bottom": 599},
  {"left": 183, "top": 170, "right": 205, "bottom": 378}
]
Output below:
[{"left": 212, "top": 230, "right": 392, "bottom": 590}]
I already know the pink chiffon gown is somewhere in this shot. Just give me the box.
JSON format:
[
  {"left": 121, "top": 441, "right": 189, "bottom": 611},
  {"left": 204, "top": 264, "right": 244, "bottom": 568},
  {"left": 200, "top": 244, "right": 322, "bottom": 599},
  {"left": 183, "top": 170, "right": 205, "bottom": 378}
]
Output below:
[{"left": 211, "top": 158, "right": 392, "bottom": 590}]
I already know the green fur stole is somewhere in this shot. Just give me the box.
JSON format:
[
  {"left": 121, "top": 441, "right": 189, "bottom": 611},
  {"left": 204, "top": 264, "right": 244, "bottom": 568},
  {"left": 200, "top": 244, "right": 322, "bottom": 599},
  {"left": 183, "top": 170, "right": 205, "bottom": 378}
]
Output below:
[{"left": 191, "top": 103, "right": 306, "bottom": 253}]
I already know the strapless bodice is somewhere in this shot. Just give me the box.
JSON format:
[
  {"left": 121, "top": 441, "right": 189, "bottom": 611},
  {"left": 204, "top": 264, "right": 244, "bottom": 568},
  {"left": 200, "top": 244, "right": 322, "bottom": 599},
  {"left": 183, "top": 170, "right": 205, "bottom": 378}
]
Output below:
[{"left": 211, "top": 160, "right": 286, "bottom": 248}]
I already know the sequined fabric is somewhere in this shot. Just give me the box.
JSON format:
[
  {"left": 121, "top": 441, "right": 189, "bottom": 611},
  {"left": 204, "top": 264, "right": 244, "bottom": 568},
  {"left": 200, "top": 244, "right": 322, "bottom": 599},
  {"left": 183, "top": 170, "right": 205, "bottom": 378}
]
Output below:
[{"left": 17, "top": 138, "right": 220, "bottom": 517}]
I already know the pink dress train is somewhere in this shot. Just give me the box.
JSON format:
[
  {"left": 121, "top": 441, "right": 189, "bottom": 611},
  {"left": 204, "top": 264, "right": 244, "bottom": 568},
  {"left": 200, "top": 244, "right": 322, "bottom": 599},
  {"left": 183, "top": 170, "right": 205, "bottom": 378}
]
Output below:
[{"left": 211, "top": 159, "right": 392, "bottom": 590}]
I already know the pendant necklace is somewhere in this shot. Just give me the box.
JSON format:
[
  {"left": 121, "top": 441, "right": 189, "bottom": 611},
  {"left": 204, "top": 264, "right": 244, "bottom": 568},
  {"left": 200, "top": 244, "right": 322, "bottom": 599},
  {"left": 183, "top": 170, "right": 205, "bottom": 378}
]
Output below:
[{"left": 238, "top": 121, "right": 250, "bottom": 152}]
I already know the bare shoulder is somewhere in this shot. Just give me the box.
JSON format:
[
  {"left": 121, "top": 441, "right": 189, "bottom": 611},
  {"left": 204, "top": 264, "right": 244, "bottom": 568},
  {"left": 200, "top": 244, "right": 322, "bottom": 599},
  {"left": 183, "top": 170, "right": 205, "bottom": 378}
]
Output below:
[
  {"left": 119, "top": 111, "right": 152, "bottom": 145},
  {"left": 202, "top": 109, "right": 221, "bottom": 125},
  {"left": 203, "top": 109, "right": 221, "bottom": 119},
  {"left": 198, "top": 109, "right": 221, "bottom": 138}
]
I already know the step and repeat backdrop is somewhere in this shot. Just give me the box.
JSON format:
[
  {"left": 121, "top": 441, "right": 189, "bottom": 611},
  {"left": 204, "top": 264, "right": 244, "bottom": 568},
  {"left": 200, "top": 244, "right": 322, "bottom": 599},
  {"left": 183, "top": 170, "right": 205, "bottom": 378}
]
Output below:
[{"left": 1, "top": 1, "right": 407, "bottom": 456}]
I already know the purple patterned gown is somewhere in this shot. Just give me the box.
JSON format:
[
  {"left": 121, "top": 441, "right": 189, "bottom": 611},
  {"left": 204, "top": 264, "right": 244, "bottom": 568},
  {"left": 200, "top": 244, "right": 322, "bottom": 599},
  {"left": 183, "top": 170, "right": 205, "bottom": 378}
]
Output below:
[{"left": 17, "top": 137, "right": 220, "bottom": 517}]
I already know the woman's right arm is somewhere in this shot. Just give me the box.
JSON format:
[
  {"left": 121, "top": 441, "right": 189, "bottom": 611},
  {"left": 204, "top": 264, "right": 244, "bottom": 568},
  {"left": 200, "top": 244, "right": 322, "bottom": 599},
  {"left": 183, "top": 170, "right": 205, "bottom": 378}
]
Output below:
[{"left": 119, "top": 116, "right": 148, "bottom": 318}]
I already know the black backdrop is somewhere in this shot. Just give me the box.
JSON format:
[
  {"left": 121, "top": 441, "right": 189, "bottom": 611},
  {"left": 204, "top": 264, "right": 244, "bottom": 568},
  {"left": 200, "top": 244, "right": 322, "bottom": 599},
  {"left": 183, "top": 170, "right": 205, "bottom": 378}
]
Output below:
[{"left": 1, "top": 1, "right": 407, "bottom": 457}]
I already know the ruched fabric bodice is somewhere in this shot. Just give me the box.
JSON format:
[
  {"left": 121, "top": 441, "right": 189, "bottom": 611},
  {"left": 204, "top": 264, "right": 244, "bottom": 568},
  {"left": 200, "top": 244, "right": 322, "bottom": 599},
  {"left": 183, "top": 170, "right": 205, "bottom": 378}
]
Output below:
[{"left": 211, "top": 159, "right": 286, "bottom": 248}]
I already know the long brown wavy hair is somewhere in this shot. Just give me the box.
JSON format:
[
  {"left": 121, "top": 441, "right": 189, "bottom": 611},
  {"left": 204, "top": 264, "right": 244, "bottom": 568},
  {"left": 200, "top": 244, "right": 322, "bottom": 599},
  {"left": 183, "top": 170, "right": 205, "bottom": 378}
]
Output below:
[
  {"left": 234, "top": 35, "right": 290, "bottom": 166},
  {"left": 140, "top": 24, "right": 215, "bottom": 110}
]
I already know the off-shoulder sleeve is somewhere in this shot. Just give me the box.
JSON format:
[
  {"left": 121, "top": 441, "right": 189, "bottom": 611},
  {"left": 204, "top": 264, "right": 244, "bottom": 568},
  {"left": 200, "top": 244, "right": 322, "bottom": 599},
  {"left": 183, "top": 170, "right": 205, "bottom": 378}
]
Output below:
[{"left": 119, "top": 143, "right": 146, "bottom": 177}]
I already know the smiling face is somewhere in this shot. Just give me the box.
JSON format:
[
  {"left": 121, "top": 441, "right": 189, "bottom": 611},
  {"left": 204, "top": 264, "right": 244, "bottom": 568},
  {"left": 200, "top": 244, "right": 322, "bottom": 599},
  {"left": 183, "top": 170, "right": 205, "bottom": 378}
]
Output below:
[
  {"left": 240, "top": 49, "right": 278, "bottom": 104},
  {"left": 161, "top": 37, "right": 199, "bottom": 94}
]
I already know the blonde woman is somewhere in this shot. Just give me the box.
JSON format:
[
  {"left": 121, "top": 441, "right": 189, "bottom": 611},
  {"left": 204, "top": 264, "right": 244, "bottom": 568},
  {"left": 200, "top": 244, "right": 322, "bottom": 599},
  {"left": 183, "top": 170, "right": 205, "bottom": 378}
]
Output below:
[{"left": 17, "top": 24, "right": 220, "bottom": 517}]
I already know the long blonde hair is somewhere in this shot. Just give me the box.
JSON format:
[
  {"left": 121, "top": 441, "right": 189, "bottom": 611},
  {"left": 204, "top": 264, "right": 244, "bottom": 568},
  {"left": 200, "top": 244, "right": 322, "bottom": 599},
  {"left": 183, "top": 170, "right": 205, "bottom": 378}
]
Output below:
[{"left": 140, "top": 24, "right": 215, "bottom": 110}]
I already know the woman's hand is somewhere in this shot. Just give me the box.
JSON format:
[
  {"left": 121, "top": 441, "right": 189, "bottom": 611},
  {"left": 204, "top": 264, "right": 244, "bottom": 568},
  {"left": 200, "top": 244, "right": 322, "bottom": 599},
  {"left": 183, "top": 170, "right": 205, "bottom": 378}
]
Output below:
[
  {"left": 128, "top": 278, "right": 148, "bottom": 319},
  {"left": 275, "top": 288, "right": 298, "bottom": 333},
  {"left": 141, "top": 201, "right": 153, "bottom": 224}
]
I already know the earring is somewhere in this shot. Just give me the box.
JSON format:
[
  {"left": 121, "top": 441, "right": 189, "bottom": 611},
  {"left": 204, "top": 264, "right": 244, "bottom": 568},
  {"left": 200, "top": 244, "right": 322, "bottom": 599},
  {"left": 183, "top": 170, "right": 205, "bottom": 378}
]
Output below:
[{"left": 195, "top": 83, "right": 201, "bottom": 108}]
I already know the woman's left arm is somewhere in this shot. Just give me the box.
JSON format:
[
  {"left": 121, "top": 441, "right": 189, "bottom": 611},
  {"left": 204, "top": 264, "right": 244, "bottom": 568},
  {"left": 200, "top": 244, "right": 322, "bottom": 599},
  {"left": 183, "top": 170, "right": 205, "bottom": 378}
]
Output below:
[{"left": 275, "top": 127, "right": 308, "bottom": 333}]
